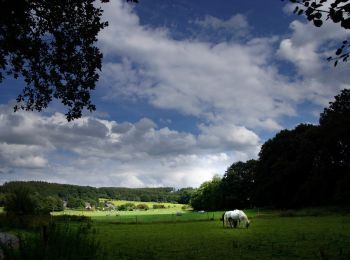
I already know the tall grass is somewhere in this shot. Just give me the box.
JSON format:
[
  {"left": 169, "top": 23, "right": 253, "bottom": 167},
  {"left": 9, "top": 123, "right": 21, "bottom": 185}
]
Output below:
[{"left": 1, "top": 221, "right": 106, "bottom": 259}]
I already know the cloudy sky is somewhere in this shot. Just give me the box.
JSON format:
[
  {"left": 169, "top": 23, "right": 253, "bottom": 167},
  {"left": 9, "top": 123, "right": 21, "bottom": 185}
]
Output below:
[{"left": 1, "top": 0, "right": 349, "bottom": 188}]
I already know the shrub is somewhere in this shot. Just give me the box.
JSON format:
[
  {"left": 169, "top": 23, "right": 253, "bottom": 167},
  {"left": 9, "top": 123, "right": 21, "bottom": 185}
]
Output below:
[
  {"left": 117, "top": 203, "right": 135, "bottom": 211},
  {"left": 152, "top": 204, "right": 165, "bottom": 209},
  {"left": 1, "top": 222, "right": 106, "bottom": 259},
  {"left": 4, "top": 186, "right": 50, "bottom": 215},
  {"left": 52, "top": 215, "right": 91, "bottom": 223},
  {"left": 136, "top": 204, "right": 149, "bottom": 210}
]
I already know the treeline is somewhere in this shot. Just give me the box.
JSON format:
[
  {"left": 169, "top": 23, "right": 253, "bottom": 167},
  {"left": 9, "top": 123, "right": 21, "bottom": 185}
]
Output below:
[
  {"left": 0, "top": 181, "right": 195, "bottom": 208},
  {"left": 191, "top": 89, "right": 350, "bottom": 210}
]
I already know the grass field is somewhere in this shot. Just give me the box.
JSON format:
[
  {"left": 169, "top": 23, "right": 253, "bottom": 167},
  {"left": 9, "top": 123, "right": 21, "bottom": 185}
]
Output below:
[
  {"left": 52, "top": 200, "right": 189, "bottom": 222},
  {"left": 93, "top": 212, "right": 350, "bottom": 259},
  {"left": 101, "top": 199, "right": 186, "bottom": 209},
  {"left": 3, "top": 204, "right": 350, "bottom": 259}
]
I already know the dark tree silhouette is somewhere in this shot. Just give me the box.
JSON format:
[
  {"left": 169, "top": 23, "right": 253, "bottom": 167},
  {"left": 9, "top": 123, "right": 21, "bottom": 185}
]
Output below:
[
  {"left": 0, "top": 0, "right": 137, "bottom": 121},
  {"left": 253, "top": 124, "right": 322, "bottom": 207},
  {"left": 319, "top": 89, "right": 350, "bottom": 204},
  {"left": 288, "top": 0, "right": 350, "bottom": 66},
  {"left": 221, "top": 160, "right": 257, "bottom": 209}
]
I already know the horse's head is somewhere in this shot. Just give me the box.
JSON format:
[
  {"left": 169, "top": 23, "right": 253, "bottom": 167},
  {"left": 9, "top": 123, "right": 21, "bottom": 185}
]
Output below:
[{"left": 246, "top": 220, "right": 250, "bottom": 229}]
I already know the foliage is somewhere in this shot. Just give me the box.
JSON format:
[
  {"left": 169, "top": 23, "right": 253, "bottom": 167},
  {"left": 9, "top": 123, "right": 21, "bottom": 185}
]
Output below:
[
  {"left": 190, "top": 88, "right": 349, "bottom": 209},
  {"left": 319, "top": 88, "right": 350, "bottom": 204},
  {"left": 117, "top": 202, "right": 135, "bottom": 211},
  {"left": 152, "top": 204, "right": 166, "bottom": 209},
  {"left": 3, "top": 185, "right": 61, "bottom": 215},
  {"left": 2, "top": 222, "right": 106, "bottom": 259},
  {"left": 254, "top": 88, "right": 350, "bottom": 207},
  {"left": 288, "top": 0, "right": 350, "bottom": 66},
  {"left": 66, "top": 197, "right": 85, "bottom": 209},
  {"left": 0, "top": 0, "right": 108, "bottom": 120},
  {"left": 0, "top": 181, "right": 186, "bottom": 207},
  {"left": 221, "top": 160, "right": 257, "bottom": 209},
  {"left": 177, "top": 187, "right": 196, "bottom": 204},
  {"left": 254, "top": 124, "right": 322, "bottom": 207},
  {"left": 0, "top": 193, "right": 6, "bottom": 207},
  {"left": 136, "top": 203, "right": 149, "bottom": 210},
  {"left": 0, "top": 0, "right": 138, "bottom": 120},
  {"left": 190, "top": 176, "right": 223, "bottom": 211}
]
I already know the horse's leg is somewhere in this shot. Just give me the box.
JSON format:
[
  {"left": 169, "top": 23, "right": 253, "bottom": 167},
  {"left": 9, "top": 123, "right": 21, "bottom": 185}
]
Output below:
[
  {"left": 228, "top": 218, "right": 233, "bottom": 228},
  {"left": 233, "top": 220, "right": 238, "bottom": 228}
]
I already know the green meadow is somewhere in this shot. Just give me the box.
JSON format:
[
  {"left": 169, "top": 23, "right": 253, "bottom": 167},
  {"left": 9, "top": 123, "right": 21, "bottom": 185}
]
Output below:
[
  {"left": 93, "top": 215, "right": 350, "bottom": 259},
  {"left": 50, "top": 206, "right": 350, "bottom": 259},
  {"left": 2, "top": 204, "right": 350, "bottom": 259}
]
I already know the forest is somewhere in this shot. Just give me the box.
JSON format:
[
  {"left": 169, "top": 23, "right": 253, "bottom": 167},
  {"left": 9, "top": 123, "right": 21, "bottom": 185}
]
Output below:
[
  {"left": 191, "top": 88, "right": 350, "bottom": 210},
  {"left": 0, "top": 181, "right": 194, "bottom": 212}
]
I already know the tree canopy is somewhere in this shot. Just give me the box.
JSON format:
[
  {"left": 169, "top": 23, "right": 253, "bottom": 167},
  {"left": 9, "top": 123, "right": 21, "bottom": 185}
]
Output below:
[
  {"left": 0, "top": 0, "right": 137, "bottom": 120},
  {"left": 190, "top": 88, "right": 350, "bottom": 209},
  {"left": 288, "top": 0, "right": 350, "bottom": 66}
]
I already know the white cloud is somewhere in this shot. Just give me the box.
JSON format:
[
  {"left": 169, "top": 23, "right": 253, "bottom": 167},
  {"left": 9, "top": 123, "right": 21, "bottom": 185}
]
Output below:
[
  {"left": 277, "top": 19, "right": 350, "bottom": 106},
  {"left": 192, "top": 14, "right": 251, "bottom": 40},
  {"left": 0, "top": 105, "right": 260, "bottom": 187},
  {"left": 2, "top": 1, "right": 349, "bottom": 188},
  {"left": 97, "top": 0, "right": 350, "bottom": 136},
  {"left": 98, "top": 0, "right": 301, "bottom": 132}
]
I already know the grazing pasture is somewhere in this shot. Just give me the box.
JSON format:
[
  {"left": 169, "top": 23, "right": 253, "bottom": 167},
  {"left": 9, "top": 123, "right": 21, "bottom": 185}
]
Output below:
[
  {"left": 2, "top": 206, "right": 350, "bottom": 259},
  {"left": 93, "top": 212, "right": 350, "bottom": 259}
]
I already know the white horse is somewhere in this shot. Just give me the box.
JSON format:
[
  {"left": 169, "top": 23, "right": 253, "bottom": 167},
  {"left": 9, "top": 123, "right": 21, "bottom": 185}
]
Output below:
[{"left": 222, "top": 209, "right": 250, "bottom": 228}]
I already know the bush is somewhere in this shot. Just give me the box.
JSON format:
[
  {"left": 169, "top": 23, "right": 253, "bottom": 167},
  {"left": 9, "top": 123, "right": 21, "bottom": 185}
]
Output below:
[
  {"left": 66, "top": 197, "right": 85, "bottom": 209},
  {"left": 117, "top": 203, "right": 135, "bottom": 211},
  {"left": 3, "top": 185, "right": 64, "bottom": 217},
  {"left": 4, "top": 187, "right": 38, "bottom": 215},
  {"left": 52, "top": 215, "right": 91, "bottom": 223},
  {"left": 136, "top": 204, "right": 149, "bottom": 210},
  {"left": 152, "top": 204, "right": 165, "bottom": 209},
  {"left": 2, "top": 222, "right": 106, "bottom": 259}
]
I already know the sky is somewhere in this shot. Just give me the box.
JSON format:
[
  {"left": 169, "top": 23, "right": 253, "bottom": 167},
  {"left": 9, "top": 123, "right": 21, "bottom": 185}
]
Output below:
[{"left": 1, "top": 0, "right": 350, "bottom": 188}]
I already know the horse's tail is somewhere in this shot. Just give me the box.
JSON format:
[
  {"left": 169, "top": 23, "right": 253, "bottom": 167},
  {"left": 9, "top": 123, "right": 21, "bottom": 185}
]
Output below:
[{"left": 222, "top": 213, "right": 225, "bottom": 227}]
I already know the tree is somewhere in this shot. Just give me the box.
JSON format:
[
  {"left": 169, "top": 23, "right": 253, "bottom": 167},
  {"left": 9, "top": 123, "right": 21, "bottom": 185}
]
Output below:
[
  {"left": 319, "top": 89, "right": 350, "bottom": 204},
  {"left": 288, "top": 0, "right": 350, "bottom": 66},
  {"left": 0, "top": 0, "right": 137, "bottom": 121},
  {"left": 253, "top": 124, "right": 322, "bottom": 207},
  {"left": 190, "top": 176, "right": 223, "bottom": 211},
  {"left": 66, "top": 197, "right": 85, "bottom": 209},
  {"left": 4, "top": 185, "right": 53, "bottom": 215},
  {"left": 221, "top": 160, "right": 257, "bottom": 209},
  {"left": 177, "top": 187, "right": 195, "bottom": 204}
]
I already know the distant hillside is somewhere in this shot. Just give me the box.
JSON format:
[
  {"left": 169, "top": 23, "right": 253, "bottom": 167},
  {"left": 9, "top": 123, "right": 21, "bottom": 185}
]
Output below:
[{"left": 0, "top": 181, "right": 194, "bottom": 204}]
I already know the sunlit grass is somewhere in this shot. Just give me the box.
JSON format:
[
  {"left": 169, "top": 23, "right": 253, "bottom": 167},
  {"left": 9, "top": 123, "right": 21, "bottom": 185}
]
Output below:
[{"left": 93, "top": 213, "right": 350, "bottom": 259}]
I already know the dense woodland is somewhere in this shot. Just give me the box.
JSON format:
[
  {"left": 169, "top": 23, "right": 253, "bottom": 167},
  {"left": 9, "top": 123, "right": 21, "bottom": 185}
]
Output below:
[
  {"left": 0, "top": 181, "right": 194, "bottom": 212},
  {"left": 191, "top": 89, "right": 350, "bottom": 210}
]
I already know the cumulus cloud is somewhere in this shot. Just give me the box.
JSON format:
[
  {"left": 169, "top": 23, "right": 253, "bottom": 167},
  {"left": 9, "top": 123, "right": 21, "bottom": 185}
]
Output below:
[
  {"left": 277, "top": 17, "right": 350, "bottom": 107},
  {"left": 2, "top": 1, "right": 348, "bottom": 188},
  {"left": 0, "top": 105, "right": 260, "bottom": 187},
  {"left": 98, "top": 0, "right": 301, "bottom": 132}
]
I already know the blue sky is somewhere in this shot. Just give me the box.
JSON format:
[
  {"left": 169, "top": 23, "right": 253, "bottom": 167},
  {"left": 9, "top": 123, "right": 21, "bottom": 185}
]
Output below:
[{"left": 0, "top": 0, "right": 349, "bottom": 188}]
